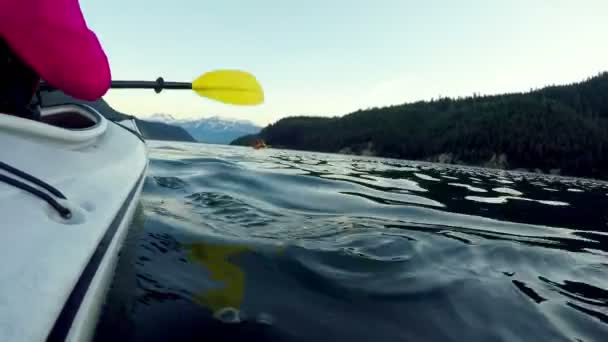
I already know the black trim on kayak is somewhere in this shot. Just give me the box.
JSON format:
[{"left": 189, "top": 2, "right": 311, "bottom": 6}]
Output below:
[
  {"left": 0, "top": 161, "right": 67, "bottom": 199},
  {"left": 110, "top": 119, "right": 146, "bottom": 143},
  {"left": 0, "top": 174, "right": 71, "bottom": 218},
  {"left": 46, "top": 169, "right": 146, "bottom": 342}
]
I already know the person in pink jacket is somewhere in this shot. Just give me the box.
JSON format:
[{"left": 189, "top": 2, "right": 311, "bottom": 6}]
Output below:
[{"left": 0, "top": 0, "right": 110, "bottom": 117}]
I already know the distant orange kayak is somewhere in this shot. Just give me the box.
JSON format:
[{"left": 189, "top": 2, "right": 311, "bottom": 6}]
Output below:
[{"left": 253, "top": 139, "right": 267, "bottom": 149}]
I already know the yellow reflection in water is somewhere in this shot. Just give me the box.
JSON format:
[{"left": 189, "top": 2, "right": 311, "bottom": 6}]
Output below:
[{"left": 188, "top": 243, "right": 250, "bottom": 313}]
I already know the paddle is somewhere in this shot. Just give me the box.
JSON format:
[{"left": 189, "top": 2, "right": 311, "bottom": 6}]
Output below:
[{"left": 39, "top": 70, "right": 264, "bottom": 106}]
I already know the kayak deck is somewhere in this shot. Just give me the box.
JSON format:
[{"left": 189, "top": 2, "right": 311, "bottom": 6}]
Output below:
[{"left": 0, "top": 105, "right": 147, "bottom": 341}]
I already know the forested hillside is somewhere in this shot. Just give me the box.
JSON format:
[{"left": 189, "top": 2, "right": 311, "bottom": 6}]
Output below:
[{"left": 233, "top": 73, "right": 608, "bottom": 179}]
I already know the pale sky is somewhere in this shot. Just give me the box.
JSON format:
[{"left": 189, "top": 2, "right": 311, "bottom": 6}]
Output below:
[{"left": 82, "top": 0, "right": 608, "bottom": 125}]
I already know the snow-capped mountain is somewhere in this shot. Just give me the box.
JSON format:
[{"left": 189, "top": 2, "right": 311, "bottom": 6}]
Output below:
[
  {"left": 146, "top": 113, "right": 179, "bottom": 124},
  {"left": 144, "top": 114, "right": 261, "bottom": 144}
]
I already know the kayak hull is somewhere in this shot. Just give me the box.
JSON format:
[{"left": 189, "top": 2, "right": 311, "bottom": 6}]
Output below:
[
  {"left": 0, "top": 105, "right": 147, "bottom": 341},
  {"left": 64, "top": 171, "right": 145, "bottom": 341}
]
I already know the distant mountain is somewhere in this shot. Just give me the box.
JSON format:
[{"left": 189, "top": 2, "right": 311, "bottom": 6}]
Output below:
[
  {"left": 145, "top": 113, "right": 178, "bottom": 123},
  {"left": 232, "top": 72, "right": 608, "bottom": 179},
  {"left": 38, "top": 91, "right": 196, "bottom": 142},
  {"left": 145, "top": 114, "right": 261, "bottom": 144},
  {"left": 135, "top": 119, "right": 196, "bottom": 142}
]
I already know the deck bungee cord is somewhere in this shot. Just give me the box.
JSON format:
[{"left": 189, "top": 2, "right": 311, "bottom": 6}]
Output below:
[
  {"left": 0, "top": 160, "right": 67, "bottom": 198},
  {"left": 0, "top": 161, "right": 71, "bottom": 218},
  {"left": 0, "top": 173, "right": 71, "bottom": 219}
]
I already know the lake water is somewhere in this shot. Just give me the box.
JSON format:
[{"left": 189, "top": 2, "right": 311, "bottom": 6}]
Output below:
[{"left": 94, "top": 141, "right": 608, "bottom": 342}]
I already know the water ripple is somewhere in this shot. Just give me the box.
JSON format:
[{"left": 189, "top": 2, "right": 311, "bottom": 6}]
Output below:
[{"left": 96, "top": 142, "right": 608, "bottom": 342}]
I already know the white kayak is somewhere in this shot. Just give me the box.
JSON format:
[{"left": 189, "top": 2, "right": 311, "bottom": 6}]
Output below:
[{"left": 0, "top": 104, "right": 147, "bottom": 341}]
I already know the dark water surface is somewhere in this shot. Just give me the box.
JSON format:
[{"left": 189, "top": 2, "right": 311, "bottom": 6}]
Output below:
[{"left": 95, "top": 142, "right": 608, "bottom": 342}]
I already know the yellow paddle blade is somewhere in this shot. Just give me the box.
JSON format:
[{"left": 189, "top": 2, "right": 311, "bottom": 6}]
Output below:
[{"left": 192, "top": 70, "right": 264, "bottom": 105}]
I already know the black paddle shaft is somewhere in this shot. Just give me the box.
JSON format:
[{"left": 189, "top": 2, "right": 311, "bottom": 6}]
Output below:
[
  {"left": 110, "top": 78, "right": 191, "bottom": 93},
  {"left": 38, "top": 77, "right": 191, "bottom": 94}
]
